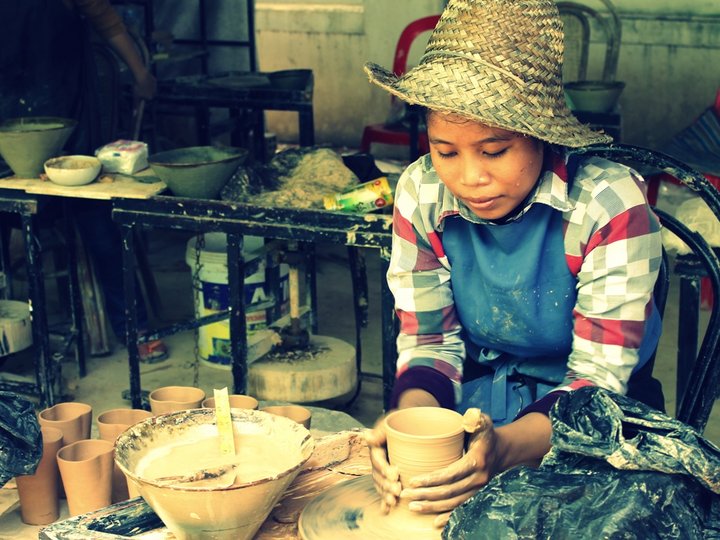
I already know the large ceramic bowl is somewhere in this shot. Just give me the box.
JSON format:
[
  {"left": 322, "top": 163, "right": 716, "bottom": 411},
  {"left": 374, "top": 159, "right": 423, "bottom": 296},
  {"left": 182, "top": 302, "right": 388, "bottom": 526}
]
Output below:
[
  {"left": 148, "top": 146, "right": 247, "bottom": 199},
  {"left": 564, "top": 80, "right": 625, "bottom": 113},
  {"left": 114, "top": 408, "right": 314, "bottom": 540},
  {"left": 44, "top": 155, "right": 101, "bottom": 186},
  {"left": 0, "top": 117, "right": 77, "bottom": 178}
]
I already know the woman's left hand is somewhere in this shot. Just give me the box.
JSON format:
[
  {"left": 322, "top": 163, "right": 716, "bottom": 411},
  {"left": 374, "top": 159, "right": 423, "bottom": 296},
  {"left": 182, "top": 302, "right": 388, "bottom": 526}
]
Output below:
[{"left": 399, "top": 411, "right": 498, "bottom": 528}]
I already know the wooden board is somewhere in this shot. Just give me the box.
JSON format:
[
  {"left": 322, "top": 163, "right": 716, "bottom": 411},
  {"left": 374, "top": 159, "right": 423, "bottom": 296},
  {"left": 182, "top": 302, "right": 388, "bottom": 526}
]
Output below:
[{"left": 0, "top": 173, "right": 166, "bottom": 200}]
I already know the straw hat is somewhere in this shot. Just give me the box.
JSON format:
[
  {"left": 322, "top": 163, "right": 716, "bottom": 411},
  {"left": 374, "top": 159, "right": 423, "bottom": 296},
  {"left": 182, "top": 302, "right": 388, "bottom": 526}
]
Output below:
[{"left": 364, "top": 0, "right": 612, "bottom": 147}]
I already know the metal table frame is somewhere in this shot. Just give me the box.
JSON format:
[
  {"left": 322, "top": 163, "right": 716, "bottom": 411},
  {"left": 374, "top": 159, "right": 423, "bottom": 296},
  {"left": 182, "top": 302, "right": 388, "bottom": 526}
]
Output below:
[
  {"left": 111, "top": 196, "right": 398, "bottom": 410},
  {"left": 0, "top": 192, "right": 85, "bottom": 407}
]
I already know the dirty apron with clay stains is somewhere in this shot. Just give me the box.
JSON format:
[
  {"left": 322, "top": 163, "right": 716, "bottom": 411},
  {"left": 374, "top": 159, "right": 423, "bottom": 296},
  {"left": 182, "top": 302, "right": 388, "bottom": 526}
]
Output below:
[{"left": 442, "top": 201, "right": 661, "bottom": 425}]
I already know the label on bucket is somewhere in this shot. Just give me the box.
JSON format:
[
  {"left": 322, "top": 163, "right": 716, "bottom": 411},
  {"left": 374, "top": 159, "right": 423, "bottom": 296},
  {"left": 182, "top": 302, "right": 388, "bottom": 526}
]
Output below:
[
  {"left": 201, "top": 279, "right": 277, "bottom": 312},
  {"left": 203, "top": 305, "right": 289, "bottom": 366}
]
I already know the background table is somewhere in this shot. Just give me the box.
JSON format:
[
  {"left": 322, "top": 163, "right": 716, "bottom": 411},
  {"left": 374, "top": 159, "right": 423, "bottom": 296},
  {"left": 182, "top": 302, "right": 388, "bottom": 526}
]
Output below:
[
  {"left": 111, "top": 196, "right": 398, "bottom": 411},
  {"left": 0, "top": 174, "right": 166, "bottom": 406}
]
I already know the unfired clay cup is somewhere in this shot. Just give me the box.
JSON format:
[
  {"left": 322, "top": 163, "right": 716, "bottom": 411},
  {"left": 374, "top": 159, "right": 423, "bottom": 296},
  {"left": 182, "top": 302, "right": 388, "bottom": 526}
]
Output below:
[
  {"left": 260, "top": 405, "right": 312, "bottom": 429},
  {"left": 38, "top": 401, "right": 93, "bottom": 446},
  {"left": 383, "top": 407, "right": 465, "bottom": 485},
  {"left": 56, "top": 439, "right": 114, "bottom": 516},
  {"left": 202, "top": 394, "right": 259, "bottom": 410},
  {"left": 149, "top": 386, "right": 206, "bottom": 415},
  {"left": 97, "top": 408, "right": 154, "bottom": 502},
  {"left": 15, "top": 426, "right": 63, "bottom": 525}
]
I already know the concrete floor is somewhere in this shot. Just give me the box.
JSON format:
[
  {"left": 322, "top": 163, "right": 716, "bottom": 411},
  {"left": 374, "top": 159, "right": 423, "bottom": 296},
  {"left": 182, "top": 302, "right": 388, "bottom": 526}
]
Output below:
[{"left": 0, "top": 226, "right": 718, "bottom": 538}]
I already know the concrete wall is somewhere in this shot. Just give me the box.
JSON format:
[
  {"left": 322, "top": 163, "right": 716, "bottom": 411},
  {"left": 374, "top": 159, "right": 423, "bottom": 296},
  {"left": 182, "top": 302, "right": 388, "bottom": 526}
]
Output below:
[{"left": 254, "top": 1, "right": 720, "bottom": 153}]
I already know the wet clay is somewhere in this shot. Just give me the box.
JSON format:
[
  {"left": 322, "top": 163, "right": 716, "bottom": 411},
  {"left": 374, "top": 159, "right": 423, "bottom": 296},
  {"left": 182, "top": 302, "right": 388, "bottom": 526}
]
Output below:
[
  {"left": 136, "top": 429, "right": 303, "bottom": 487},
  {"left": 298, "top": 474, "right": 441, "bottom": 540}
]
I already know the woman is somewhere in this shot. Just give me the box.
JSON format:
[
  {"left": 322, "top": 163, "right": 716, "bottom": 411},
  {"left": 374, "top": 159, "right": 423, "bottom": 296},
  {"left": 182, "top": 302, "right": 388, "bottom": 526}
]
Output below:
[{"left": 363, "top": 0, "right": 664, "bottom": 527}]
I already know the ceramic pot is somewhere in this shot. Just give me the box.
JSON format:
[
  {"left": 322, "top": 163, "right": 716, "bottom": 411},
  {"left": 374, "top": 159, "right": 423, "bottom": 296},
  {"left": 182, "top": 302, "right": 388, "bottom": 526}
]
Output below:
[
  {"left": 260, "top": 405, "right": 312, "bottom": 429},
  {"left": 38, "top": 401, "right": 93, "bottom": 446},
  {"left": 15, "top": 427, "right": 63, "bottom": 525},
  {"left": 383, "top": 407, "right": 464, "bottom": 485},
  {"left": 202, "top": 394, "right": 259, "bottom": 411},
  {"left": 97, "top": 408, "right": 153, "bottom": 502},
  {"left": 57, "top": 439, "right": 115, "bottom": 516},
  {"left": 149, "top": 386, "right": 205, "bottom": 415}
]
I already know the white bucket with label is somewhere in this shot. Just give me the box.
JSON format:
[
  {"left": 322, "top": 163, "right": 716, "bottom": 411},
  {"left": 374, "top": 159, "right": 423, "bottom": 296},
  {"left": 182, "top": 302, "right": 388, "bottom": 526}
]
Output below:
[{"left": 185, "top": 233, "right": 289, "bottom": 369}]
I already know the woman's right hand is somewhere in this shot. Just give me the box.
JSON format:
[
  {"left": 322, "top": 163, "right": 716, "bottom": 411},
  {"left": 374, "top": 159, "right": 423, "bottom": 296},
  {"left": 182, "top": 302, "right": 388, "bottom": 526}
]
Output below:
[{"left": 364, "top": 418, "right": 402, "bottom": 513}]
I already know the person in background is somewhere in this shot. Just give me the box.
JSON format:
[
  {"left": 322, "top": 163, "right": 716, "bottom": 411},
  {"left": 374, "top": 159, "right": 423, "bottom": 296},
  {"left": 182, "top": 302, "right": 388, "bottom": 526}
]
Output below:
[
  {"left": 0, "top": 0, "right": 166, "bottom": 362},
  {"left": 363, "top": 0, "right": 664, "bottom": 527}
]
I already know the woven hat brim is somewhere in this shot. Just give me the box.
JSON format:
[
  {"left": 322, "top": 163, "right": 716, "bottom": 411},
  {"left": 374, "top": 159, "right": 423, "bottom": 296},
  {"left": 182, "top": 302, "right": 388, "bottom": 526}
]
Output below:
[{"left": 364, "top": 61, "right": 612, "bottom": 148}]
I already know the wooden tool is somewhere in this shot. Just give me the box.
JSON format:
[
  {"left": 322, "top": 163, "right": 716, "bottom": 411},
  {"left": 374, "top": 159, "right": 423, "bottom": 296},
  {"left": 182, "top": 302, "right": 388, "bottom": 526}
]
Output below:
[
  {"left": 214, "top": 387, "right": 235, "bottom": 457},
  {"left": 279, "top": 263, "right": 309, "bottom": 350}
]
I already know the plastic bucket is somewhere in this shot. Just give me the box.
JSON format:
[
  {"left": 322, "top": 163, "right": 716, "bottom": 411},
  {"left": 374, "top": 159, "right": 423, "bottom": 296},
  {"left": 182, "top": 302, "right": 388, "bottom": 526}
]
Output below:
[
  {"left": 0, "top": 300, "right": 32, "bottom": 356},
  {"left": 185, "top": 233, "right": 289, "bottom": 368}
]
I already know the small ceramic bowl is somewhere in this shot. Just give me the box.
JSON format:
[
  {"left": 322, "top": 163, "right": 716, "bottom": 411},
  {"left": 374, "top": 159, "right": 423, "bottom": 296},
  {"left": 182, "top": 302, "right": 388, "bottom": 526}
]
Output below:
[{"left": 44, "top": 155, "right": 101, "bottom": 186}]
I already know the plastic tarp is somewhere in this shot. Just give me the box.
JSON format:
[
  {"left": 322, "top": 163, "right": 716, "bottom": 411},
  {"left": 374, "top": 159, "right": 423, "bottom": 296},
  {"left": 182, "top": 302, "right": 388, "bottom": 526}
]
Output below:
[
  {"left": 0, "top": 391, "right": 41, "bottom": 487},
  {"left": 444, "top": 387, "right": 720, "bottom": 539}
]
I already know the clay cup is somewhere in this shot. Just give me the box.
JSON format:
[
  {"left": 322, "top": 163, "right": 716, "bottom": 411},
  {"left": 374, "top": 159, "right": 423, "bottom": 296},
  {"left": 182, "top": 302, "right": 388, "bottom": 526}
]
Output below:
[
  {"left": 149, "top": 386, "right": 205, "bottom": 415},
  {"left": 383, "top": 407, "right": 465, "bottom": 485},
  {"left": 202, "top": 394, "right": 259, "bottom": 410},
  {"left": 260, "top": 405, "right": 312, "bottom": 429}
]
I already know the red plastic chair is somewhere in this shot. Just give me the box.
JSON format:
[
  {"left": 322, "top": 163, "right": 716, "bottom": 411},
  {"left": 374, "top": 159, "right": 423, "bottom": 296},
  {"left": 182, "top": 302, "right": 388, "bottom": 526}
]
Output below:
[{"left": 360, "top": 15, "right": 440, "bottom": 160}]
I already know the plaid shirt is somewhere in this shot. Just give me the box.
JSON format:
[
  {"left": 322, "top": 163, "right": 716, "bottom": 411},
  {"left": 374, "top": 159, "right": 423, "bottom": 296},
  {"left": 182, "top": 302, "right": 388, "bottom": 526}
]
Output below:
[{"left": 388, "top": 148, "right": 663, "bottom": 408}]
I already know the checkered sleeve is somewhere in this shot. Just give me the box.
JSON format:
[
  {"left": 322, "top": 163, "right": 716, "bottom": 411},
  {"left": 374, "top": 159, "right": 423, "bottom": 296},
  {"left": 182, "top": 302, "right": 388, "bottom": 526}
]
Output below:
[
  {"left": 561, "top": 157, "right": 663, "bottom": 394},
  {"left": 387, "top": 159, "right": 465, "bottom": 403}
]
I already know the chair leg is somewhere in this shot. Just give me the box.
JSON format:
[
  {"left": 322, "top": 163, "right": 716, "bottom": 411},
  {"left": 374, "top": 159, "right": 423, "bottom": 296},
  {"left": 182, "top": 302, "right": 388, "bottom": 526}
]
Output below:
[{"left": 360, "top": 128, "right": 372, "bottom": 154}]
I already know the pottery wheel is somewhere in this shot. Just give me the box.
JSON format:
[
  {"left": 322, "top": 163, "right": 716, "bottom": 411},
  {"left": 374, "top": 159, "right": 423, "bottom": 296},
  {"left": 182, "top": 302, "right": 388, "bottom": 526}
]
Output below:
[
  {"left": 297, "top": 475, "right": 441, "bottom": 540},
  {"left": 248, "top": 335, "right": 357, "bottom": 402}
]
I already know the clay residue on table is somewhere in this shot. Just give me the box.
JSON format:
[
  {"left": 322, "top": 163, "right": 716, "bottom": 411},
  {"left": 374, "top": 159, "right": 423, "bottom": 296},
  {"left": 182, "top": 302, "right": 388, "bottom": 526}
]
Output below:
[
  {"left": 222, "top": 147, "right": 358, "bottom": 209},
  {"left": 255, "top": 430, "right": 371, "bottom": 539},
  {"left": 259, "top": 344, "right": 330, "bottom": 364}
]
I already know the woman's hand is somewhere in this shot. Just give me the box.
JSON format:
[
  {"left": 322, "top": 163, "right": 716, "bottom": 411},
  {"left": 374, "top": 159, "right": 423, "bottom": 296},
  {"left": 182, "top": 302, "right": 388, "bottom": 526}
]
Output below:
[
  {"left": 400, "top": 411, "right": 497, "bottom": 528},
  {"left": 401, "top": 411, "right": 552, "bottom": 528},
  {"left": 364, "top": 418, "right": 402, "bottom": 513}
]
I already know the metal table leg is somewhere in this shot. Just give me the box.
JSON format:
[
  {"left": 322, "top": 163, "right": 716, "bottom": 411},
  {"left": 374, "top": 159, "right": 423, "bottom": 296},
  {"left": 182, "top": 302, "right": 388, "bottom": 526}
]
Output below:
[
  {"left": 227, "top": 232, "right": 248, "bottom": 394},
  {"left": 120, "top": 225, "right": 142, "bottom": 409},
  {"left": 20, "top": 212, "right": 55, "bottom": 407}
]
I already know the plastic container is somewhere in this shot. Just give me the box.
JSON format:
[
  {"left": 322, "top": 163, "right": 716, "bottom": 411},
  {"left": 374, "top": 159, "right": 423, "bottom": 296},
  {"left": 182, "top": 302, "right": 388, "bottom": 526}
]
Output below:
[
  {"left": 323, "top": 177, "right": 394, "bottom": 213},
  {"left": 0, "top": 300, "right": 32, "bottom": 356},
  {"left": 185, "top": 233, "right": 288, "bottom": 368}
]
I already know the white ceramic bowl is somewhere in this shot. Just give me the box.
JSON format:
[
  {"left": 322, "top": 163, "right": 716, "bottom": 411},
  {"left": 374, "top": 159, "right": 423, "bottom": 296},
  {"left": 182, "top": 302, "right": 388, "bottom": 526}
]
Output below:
[{"left": 43, "top": 155, "right": 101, "bottom": 186}]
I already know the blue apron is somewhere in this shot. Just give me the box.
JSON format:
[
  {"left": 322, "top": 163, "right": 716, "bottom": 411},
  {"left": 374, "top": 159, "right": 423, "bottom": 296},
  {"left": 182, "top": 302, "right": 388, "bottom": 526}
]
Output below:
[{"left": 442, "top": 201, "right": 661, "bottom": 424}]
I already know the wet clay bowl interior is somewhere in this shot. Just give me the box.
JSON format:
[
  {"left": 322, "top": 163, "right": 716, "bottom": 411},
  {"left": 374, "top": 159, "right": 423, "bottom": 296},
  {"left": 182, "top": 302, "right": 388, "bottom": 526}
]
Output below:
[
  {"left": 0, "top": 116, "right": 77, "bottom": 178},
  {"left": 564, "top": 80, "right": 626, "bottom": 113},
  {"left": 44, "top": 155, "right": 102, "bottom": 186},
  {"left": 114, "top": 407, "right": 314, "bottom": 540},
  {"left": 147, "top": 146, "right": 247, "bottom": 199}
]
